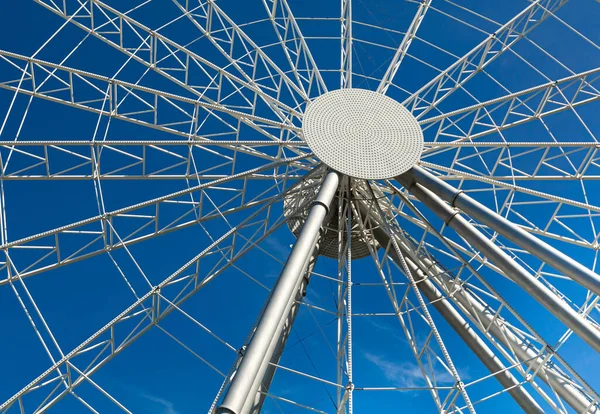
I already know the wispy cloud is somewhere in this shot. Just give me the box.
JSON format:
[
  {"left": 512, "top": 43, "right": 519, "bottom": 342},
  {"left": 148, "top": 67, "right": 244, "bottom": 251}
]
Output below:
[
  {"left": 264, "top": 236, "right": 291, "bottom": 261},
  {"left": 364, "top": 352, "right": 462, "bottom": 388},
  {"left": 104, "top": 378, "right": 180, "bottom": 414},
  {"left": 366, "top": 318, "right": 405, "bottom": 340},
  {"left": 265, "top": 270, "right": 280, "bottom": 279},
  {"left": 141, "top": 393, "right": 179, "bottom": 414}
]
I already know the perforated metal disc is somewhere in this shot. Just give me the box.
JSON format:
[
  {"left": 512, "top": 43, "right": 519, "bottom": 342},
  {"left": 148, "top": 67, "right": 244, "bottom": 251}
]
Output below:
[{"left": 302, "top": 88, "right": 423, "bottom": 179}]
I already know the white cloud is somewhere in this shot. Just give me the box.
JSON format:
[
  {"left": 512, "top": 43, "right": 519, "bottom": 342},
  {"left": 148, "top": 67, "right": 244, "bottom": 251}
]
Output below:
[
  {"left": 264, "top": 236, "right": 291, "bottom": 260},
  {"left": 141, "top": 393, "right": 179, "bottom": 414},
  {"left": 366, "top": 318, "right": 405, "bottom": 340},
  {"left": 364, "top": 352, "right": 459, "bottom": 388}
]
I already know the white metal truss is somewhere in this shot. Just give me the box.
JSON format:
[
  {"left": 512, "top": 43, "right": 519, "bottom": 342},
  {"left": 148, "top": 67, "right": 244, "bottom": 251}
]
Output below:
[
  {"left": 377, "top": 0, "right": 432, "bottom": 94},
  {"left": 335, "top": 178, "right": 353, "bottom": 414},
  {"left": 402, "top": 0, "right": 568, "bottom": 118},
  {"left": 340, "top": 0, "right": 352, "bottom": 89},
  {"left": 0, "top": 156, "right": 308, "bottom": 284},
  {"left": 354, "top": 190, "right": 475, "bottom": 413},
  {"left": 0, "top": 51, "right": 302, "bottom": 147},
  {"left": 33, "top": 0, "right": 306, "bottom": 121},
  {"left": 0, "top": 172, "right": 319, "bottom": 413},
  {"left": 0, "top": 140, "right": 309, "bottom": 180},
  {"left": 261, "top": 0, "right": 328, "bottom": 98},
  {"left": 419, "top": 67, "right": 600, "bottom": 145},
  {"left": 363, "top": 181, "right": 600, "bottom": 412},
  {"left": 167, "top": 0, "right": 309, "bottom": 106},
  {"left": 1, "top": 0, "right": 600, "bottom": 413}
]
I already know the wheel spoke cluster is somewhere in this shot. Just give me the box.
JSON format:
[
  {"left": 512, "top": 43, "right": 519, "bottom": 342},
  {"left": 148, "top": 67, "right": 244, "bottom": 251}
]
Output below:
[{"left": 0, "top": 0, "right": 599, "bottom": 413}]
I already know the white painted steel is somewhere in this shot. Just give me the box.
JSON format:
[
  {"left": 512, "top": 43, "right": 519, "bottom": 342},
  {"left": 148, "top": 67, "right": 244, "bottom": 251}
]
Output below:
[
  {"left": 302, "top": 89, "right": 423, "bottom": 179},
  {"left": 396, "top": 175, "right": 600, "bottom": 354},
  {"left": 217, "top": 171, "right": 339, "bottom": 414},
  {"left": 406, "top": 166, "right": 600, "bottom": 296},
  {"left": 365, "top": 218, "right": 544, "bottom": 414},
  {"left": 1, "top": 1, "right": 600, "bottom": 413}
]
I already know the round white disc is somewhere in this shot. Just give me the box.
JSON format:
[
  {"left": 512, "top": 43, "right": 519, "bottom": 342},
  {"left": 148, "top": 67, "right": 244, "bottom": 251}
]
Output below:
[{"left": 302, "top": 88, "right": 423, "bottom": 179}]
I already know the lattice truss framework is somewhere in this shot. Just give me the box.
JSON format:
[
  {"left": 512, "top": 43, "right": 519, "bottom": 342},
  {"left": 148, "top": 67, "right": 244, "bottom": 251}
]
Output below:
[{"left": 0, "top": 0, "right": 600, "bottom": 413}]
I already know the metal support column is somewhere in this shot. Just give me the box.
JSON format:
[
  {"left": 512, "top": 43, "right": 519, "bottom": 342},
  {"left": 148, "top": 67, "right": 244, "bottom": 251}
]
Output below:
[
  {"left": 403, "top": 166, "right": 600, "bottom": 296},
  {"left": 359, "top": 203, "right": 544, "bottom": 413},
  {"left": 433, "top": 263, "right": 600, "bottom": 414},
  {"left": 396, "top": 175, "right": 600, "bottom": 354},
  {"left": 245, "top": 246, "right": 320, "bottom": 413},
  {"left": 217, "top": 170, "right": 340, "bottom": 414},
  {"left": 361, "top": 200, "right": 598, "bottom": 412},
  {"left": 358, "top": 187, "right": 476, "bottom": 413}
]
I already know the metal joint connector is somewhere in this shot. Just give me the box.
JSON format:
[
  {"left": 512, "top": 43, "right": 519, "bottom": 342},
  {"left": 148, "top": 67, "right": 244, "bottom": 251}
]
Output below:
[
  {"left": 444, "top": 209, "right": 460, "bottom": 226},
  {"left": 397, "top": 173, "right": 417, "bottom": 191},
  {"left": 310, "top": 199, "right": 330, "bottom": 215},
  {"left": 450, "top": 190, "right": 464, "bottom": 207},
  {"left": 238, "top": 345, "right": 247, "bottom": 357}
]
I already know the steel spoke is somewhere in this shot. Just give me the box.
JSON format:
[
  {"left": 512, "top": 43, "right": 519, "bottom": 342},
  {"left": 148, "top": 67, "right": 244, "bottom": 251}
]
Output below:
[{"left": 403, "top": 0, "right": 567, "bottom": 118}]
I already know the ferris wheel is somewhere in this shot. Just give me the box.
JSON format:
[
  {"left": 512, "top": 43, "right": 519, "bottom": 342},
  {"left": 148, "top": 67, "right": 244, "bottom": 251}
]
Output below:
[{"left": 1, "top": 0, "right": 600, "bottom": 412}]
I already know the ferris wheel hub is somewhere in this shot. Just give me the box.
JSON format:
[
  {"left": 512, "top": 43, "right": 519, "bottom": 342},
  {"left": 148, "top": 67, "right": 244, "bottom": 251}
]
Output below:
[
  {"left": 302, "top": 88, "right": 424, "bottom": 179},
  {"left": 283, "top": 176, "right": 376, "bottom": 259}
]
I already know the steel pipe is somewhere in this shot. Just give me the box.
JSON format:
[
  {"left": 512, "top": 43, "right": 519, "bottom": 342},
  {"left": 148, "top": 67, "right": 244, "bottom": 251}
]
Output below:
[
  {"left": 243, "top": 245, "right": 320, "bottom": 413},
  {"left": 436, "top": 269, "right": 600, "bottom": 414},
  {"left": 362, "top": 200, "right": 598, "bottom": 412},
  {"left": 403, "top": 166, "right": 600, "bottom": 296},
  {"left": 363, "top": 217, "right": 544, "bottom": 413},
  {"left": 396, "top": 175, "right": 600, "bottom": 354},
  {"left": 217, "top": 170, "right": 340, "bottom": 414}
]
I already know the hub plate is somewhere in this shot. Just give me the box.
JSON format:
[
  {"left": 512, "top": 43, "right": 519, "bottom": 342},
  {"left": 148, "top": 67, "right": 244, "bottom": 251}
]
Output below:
[{"left": 302, "top": 88, "right": 423, "bottom": 179}]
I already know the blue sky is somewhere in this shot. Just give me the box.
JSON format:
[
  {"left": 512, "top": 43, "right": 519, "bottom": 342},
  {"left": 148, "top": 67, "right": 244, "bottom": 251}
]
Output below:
[{"left": 0, "top": 0, "right": 600, "bottom": 413}]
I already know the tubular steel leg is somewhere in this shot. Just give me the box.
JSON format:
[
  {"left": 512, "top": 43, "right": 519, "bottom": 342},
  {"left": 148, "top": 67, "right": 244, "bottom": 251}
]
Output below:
[
  {"left": 362, "top": 186, "right": 475, "bottom": 413},
  {"left": 245, "top": 246, "right": 320, "bottom": 413},
  {"left": 396, "top": 176, "right": 600, "bottom": 354},
  {"left": 359, "top": 203, "right": 544, "bottom": 414},
  {"left": 361, "top": 200, "right": 598, "bottom": 413},
  {"left": 217, "top": 170, "right": 340, "bottom": 414},
  {"left": 435, "top": 268, "right": 600, "bottom": 414},
  {"left": 403, "top": 166, "right": 600, "bottom": 296}
]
